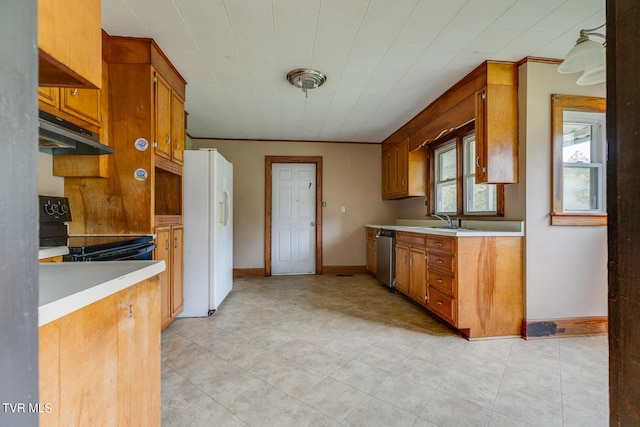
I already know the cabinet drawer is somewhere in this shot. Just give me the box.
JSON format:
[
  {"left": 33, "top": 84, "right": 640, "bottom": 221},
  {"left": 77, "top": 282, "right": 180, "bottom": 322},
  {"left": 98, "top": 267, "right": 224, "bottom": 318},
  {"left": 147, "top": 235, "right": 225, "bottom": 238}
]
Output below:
[
  {"left": 427, "top": 286, "right": 456, "bottom": 325},
  {"left": 428, "top": 269, "right": 455, "bottom": 295},
  {"left": 427, "top": 236, "right": 455, "bottom": 254},
  {"left": 427, "top": 253, "right": 455, "bottom": 274},
  {"left": 396, "top": 231, "right": 427, "bottom": 247}
]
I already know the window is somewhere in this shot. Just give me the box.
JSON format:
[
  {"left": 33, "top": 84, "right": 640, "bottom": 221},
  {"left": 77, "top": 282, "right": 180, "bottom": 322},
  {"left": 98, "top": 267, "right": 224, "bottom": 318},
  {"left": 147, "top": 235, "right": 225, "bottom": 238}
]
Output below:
[
  {"left": 429, "top": 125, "right": 503, "bottom": 217},
  {"left": 434, "top": 141, "right": 457, "bottom": 214},
  {"left": 551, "top": 94, "right": 607, "bottom": 226},
  {"left": 463, "top": 134, "right": 497, "bottom": 214}
]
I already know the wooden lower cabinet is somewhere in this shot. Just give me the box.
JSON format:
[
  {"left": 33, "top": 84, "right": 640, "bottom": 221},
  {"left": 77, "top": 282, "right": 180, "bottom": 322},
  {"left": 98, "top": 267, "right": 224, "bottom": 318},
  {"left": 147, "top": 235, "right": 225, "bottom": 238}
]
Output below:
[
  {"left": 39, "top": 276, "right": 161, "bottom": 426},
  {"left": 156, "top": 225, "right": 184, "bottom": 329},
  {"left": 365, "top": 227, "right": 378, "bottom": 275},
  {"left": 395, "top": 232, "right": 427, "bottom": 304},
  {"left": 396, "top": 231, "right": 523, "bottom": 338}
]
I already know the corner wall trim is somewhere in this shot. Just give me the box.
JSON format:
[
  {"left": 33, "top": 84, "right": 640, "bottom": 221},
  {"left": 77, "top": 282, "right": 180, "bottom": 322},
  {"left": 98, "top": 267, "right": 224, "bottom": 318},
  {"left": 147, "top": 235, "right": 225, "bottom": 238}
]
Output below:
[{"left": 522, "top": 316, "right": 608, "bottom": 339}]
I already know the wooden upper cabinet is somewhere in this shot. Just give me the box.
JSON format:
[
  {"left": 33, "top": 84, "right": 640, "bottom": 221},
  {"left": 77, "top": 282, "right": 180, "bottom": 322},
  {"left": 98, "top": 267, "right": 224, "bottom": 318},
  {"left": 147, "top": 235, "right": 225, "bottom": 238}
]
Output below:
[
  {"left": 171, "top": 92, "right": 185, "bottom": 165},
  {"left": 38, "top": 0, "right": 102, "bottom": 88},
  {"left": 381, "top": 61, "right": 518, "bottom": 189},
  {"left": 381, "top": 138, "right": 427, "bottom": 200},
  {"left": 38, "top": 87, "right": 59, "bottom": 107},
  {"left": 60, "top": 87, "right": 101, "bottom": 127},
  {"left": 154, "top": 71, "right": 173, "bottom": 161},
  {"left": 474, "top": 84, "right": 518, "bottom": 184}
]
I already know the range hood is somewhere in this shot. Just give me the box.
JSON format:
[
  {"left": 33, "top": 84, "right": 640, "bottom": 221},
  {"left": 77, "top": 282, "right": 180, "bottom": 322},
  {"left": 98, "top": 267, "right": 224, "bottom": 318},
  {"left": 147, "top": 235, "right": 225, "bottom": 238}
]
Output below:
[{"left": 38, "top": 110, "right": 115, "bottom": 155}]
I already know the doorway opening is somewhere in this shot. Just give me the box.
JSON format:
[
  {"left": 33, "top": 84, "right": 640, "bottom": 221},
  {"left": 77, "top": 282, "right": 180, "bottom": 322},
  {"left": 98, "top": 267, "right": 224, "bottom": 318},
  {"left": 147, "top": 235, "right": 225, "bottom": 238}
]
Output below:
[{"left": 265, "top": 156, "right": 322, "bottom": 276}]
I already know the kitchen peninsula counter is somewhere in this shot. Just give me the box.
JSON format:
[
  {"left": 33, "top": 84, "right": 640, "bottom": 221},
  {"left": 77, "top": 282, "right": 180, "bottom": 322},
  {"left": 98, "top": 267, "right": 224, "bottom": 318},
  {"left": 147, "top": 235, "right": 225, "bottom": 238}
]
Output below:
[
  {"left": 365, "top": 220, "right": 524, "bottom": 237},
  {"left": 39, "top": 260, "right": 165, "bottom": 326},
  {"left": 39, "top": 260, "right": 165, "bottom": 426}
]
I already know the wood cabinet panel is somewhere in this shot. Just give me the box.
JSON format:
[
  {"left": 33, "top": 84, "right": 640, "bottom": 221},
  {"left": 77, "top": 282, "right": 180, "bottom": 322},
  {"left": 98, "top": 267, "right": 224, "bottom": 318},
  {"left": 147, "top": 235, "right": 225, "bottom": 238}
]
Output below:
[
  {"left": 154, "top": 71, "right": 173, "bottom": 161},
  {"left": 396, "top": 231, "right": 523, "bottom": 338},
  {"left": 365, "top": 227, "right": 378, "bottom": 275},
  {"left": 38, "top": 0, "right": 102, "bottom": 88},
  {"left": 156, "top": 227, "right": 172, "bottom": 327},
  {"left": 395, "top": 243, "right": 410, "bottom": 295},
  {"left": 381, "top": 139, "right": 427, "bottom": 200},
  {"left": 427, "top": 286, "right": 456, "bottom": 324},
  {"left": 60, "top": 87, "right": 101, "bottom": 126},
  {"left": 172, "top": 92, "right": 185, "bottom": 164},
  {"left": 157, "top": 225, "right": 184, "bottom": 328},
  {"left": 171, "top": 226, "right": 184, "bottom": 317},
  {"left": 39, "top": 277, "right": 160, "bottom": 426},
  {"left": 408, "top": 247, "right": 427, "bottom": 304},
  {"left": 475, "top": 84, "right": 518, "bottom": 183}
]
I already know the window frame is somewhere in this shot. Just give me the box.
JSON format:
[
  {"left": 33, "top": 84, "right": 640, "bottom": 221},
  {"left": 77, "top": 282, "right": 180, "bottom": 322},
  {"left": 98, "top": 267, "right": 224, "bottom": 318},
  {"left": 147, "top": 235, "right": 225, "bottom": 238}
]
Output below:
[
  {"left": 428, "top": 124, "right": 504, "bottom": 217},
  {"left": 550, "top": 94, "right": 607, "bottom": 226},
  {"left": 433, "top": 140, "right": 458, "bottom": 215}
]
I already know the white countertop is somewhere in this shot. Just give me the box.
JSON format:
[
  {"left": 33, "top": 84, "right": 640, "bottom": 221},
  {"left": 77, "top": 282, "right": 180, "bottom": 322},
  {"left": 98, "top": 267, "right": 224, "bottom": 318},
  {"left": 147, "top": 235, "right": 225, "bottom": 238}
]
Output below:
[
  {"left": 366, "top": 220, "right": 524, "bottom": 237},
  {"left": 38, "top": 246, "right": 69, "bottom": 260},
  {"left": 39, "top": 260, "right": 166, "bottom": 326}
]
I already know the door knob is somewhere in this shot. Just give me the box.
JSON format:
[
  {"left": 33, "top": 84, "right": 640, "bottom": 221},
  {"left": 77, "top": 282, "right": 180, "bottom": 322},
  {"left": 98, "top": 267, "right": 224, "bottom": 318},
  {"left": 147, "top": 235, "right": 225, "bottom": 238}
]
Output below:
[{"left": 310, "top": 222, "right": 316, "bottom": 226}]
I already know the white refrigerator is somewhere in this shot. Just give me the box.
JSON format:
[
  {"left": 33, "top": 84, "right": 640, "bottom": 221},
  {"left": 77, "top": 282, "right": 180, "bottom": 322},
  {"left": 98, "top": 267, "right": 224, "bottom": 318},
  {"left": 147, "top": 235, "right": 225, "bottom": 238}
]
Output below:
[{"left": 180, "top": 149, "right": 233, "bottom": 317}]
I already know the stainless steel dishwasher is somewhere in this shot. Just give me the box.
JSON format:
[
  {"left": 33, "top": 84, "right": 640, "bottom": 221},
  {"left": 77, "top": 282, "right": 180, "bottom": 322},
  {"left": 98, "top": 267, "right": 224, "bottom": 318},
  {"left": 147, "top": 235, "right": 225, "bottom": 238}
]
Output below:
[{"left": 375, "top": 229, "right": 396, "bottom": 288}]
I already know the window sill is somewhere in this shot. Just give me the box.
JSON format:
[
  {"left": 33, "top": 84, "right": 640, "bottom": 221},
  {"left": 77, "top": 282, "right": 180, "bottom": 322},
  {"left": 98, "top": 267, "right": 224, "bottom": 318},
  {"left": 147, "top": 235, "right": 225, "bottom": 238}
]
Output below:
[{"left": 550, "top": 213, "right": 607, "bottom": 226}]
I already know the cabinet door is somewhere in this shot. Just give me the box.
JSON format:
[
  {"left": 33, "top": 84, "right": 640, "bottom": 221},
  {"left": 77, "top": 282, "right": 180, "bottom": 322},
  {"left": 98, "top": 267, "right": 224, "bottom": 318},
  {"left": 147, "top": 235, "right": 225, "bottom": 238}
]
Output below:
[
  {"left": 154, "top": 72, "right": 172, "bottom": 160},
  {"left": 475, "top": 85, "right": 518, "bottom": 184},
  {"left": 38, "top": 87, "right": 59, "bottom": 107},
  {"left": 155, "top": 226, "right": 172, "bottom": 326},
  {"left": 366, "top": 237, "right": 377, "bottom": 275},
  {"left": 474, "top": 88, "right": 488, "bottom": 183},
  {"left": 395, "top": 243, "right": 409, "bottom": 294},
  {"left": 396, "top": 139, "right": 409, "bottom": 196},
  {"left": 171, "top": 226, "right": 184, "bottom": 317},
  {"left": 389, "top": 146, "right": 399, "bottom": 195},
  {"left": 381, "top": 150, "right": 391, "bottom": 198},
  {"left": 171, "top": 92, "right": 185, "bottom": 165},
  {"left": 408, "top": 247, "right": 427, "bottom": 305},
  {"left": 60, "top": 87, "right": 101, "bottom": 126}
]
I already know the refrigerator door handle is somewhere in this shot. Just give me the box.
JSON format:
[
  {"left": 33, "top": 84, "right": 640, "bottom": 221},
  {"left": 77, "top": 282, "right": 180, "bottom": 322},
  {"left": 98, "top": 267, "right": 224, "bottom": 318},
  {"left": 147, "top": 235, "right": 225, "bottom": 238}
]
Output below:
[{"left": 223, "top": 190, "right": 230, "bottom": 226}]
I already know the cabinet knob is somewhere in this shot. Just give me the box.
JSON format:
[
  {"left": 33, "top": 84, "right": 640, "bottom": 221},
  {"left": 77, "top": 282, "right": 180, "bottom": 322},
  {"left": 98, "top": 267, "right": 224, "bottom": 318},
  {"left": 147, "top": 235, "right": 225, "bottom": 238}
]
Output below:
[
  {"left": 436, "top": 278, "right": 442, "bottom": 283},
  {"left": 165, "top": 132, "right": 171, "bottom": 145},
  {"left": 436, "top": 259, "right": 443, "bottom": 264},
  {"left": 436, "top": 300, "right": 443, "bottom": 305},
  {"left": 476, "top": 156, "right": 481, "bottom": 168},
  {"left": 166, "top": 239, "right": 170, "bottom": 251},
  {"left": 175, "top": 237, "right": 179, "bottom": 248},
  {"left": 70, "top": 88, "right": 78, "bottom": 96}
]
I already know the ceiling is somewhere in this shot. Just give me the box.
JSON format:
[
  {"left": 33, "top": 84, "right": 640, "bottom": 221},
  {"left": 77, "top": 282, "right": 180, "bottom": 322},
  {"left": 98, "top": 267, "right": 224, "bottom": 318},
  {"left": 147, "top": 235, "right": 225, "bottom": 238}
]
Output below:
[{"left": 102, "top": 0, "right": 605, "bottom": 143}]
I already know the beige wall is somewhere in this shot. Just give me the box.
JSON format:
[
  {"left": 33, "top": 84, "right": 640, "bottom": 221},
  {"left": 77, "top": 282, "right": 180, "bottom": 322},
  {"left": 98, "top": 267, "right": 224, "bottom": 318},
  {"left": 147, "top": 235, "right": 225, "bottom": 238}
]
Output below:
[
  {"left": 38, "top": 152, "right": 64, "bottom": 197},
  {"left": 189, "top": 138, "right": 396, "bottom": 269},
  {"left": 521, "top": 61, "right": 607, "bottom": 320}
]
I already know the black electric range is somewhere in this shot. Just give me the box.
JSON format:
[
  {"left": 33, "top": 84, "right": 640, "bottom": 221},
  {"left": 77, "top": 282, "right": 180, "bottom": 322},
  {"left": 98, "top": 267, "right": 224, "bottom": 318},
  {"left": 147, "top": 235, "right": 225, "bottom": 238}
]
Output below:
[{"left": 39, "top": 195, "right": 156, "bottom": 262}]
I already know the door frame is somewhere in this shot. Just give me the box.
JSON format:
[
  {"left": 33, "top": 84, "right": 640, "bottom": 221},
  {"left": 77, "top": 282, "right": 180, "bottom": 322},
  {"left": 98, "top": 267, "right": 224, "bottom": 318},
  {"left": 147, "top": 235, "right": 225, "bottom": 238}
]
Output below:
[{"left": 265, "top": 156, "right": 323, "bottom": 276}]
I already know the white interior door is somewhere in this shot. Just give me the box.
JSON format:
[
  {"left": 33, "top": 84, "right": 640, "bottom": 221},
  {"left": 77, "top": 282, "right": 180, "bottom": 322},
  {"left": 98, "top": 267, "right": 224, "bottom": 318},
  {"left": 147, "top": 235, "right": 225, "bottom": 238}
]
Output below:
[{"left": 272, "top": 163, "right": 316, "bottom": 275}]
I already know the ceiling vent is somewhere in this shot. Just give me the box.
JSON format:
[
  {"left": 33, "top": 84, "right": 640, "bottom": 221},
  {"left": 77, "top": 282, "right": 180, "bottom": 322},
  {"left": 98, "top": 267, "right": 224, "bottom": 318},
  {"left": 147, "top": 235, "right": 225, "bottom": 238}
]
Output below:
[{"left": 286, "top": 68, "right": 326, "bottom": 97}]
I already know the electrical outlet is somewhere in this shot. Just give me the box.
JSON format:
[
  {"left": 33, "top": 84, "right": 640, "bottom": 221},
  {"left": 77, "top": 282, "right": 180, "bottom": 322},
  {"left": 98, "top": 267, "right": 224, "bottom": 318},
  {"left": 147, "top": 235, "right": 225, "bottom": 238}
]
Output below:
[{"left": 340, "top": 206, "right": 346, "bottom": 213}]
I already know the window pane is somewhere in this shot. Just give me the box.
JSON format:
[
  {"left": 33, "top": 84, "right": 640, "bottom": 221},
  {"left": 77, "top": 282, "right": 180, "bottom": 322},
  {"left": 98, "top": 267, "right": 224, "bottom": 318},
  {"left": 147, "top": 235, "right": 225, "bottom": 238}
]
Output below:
[
  {"left": 465, "top": 177, "right": 496, "bottom": 213},
  {"left": 437, "top": 181, "right": 457, "bottom": 213},
  {"left": 563, "top": 165, "right": 600, "bottom": 211},
  {"left": 563, "top": 122, "right": 592, "bottom": 163},
  {"left": 439, "top": 148, "right": 457, "bottom": 181}
]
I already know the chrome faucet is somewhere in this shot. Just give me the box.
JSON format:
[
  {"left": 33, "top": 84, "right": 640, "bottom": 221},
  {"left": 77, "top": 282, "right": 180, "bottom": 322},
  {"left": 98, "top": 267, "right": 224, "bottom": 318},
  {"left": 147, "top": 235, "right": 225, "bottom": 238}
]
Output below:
[{"left": 432, "top": 214, "right": 452, "bottom": 228}]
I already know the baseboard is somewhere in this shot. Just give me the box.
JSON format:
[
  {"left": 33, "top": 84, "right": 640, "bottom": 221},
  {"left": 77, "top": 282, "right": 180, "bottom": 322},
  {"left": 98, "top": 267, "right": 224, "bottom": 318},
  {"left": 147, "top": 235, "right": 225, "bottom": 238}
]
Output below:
[
  {"left": 233, "top": 268, "right": 266, "bottom": 277},
  {"left": 522, "top": 316, "right": 608, "bottom": 339},
  {"left": 322, "top": 265, "right": 367, "bottom": 275},
  {"left": 233, "top": 266, "right": 367, "bottom": 277}
]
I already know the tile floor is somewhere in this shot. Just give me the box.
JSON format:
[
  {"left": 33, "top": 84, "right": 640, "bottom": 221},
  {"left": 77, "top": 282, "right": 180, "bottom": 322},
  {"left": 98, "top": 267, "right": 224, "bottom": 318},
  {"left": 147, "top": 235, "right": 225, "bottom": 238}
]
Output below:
[{"left": 161, "top": 274, "right": 609, "bottom": 426}]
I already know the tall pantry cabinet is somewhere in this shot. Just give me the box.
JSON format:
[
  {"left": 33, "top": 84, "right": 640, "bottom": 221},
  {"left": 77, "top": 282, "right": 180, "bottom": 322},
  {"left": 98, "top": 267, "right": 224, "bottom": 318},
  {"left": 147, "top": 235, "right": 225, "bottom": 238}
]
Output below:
[{"left": 64, "top": 35, "right": 187, "bottom": 329}]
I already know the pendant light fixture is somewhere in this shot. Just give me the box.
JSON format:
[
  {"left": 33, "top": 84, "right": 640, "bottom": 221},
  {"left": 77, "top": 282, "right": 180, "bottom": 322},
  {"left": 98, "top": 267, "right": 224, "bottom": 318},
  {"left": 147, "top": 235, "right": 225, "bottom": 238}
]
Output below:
[
  {"left": 558, "top": 24, "right": 606, "bottom": 85},
  {"left": 286, "top": 69, "right": 327, "bottom": 98}
]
